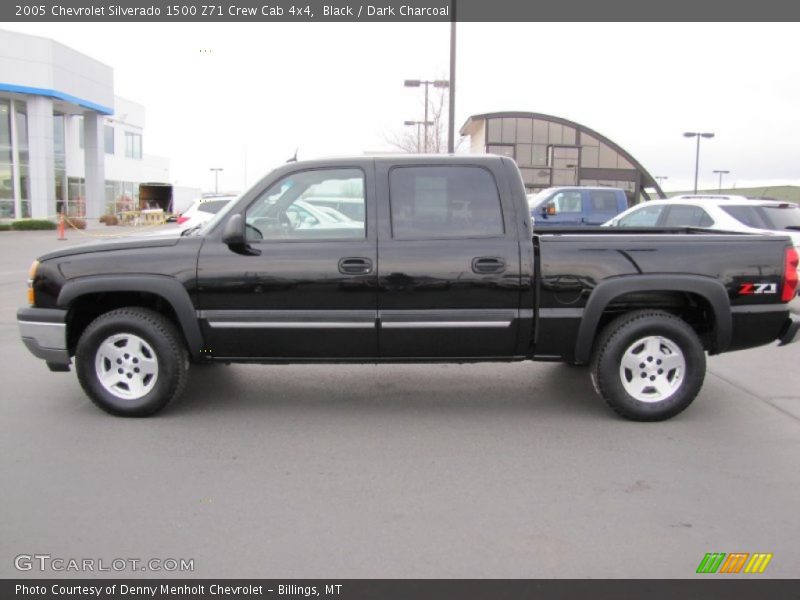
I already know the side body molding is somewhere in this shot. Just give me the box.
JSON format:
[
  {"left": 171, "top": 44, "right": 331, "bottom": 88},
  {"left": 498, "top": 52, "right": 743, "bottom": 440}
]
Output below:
[
  {"left": 58, "top": 275, "right": 204, "bottom": 360},
  {"left": 573, "top": 274, "right": 732, "bottom": 364}
]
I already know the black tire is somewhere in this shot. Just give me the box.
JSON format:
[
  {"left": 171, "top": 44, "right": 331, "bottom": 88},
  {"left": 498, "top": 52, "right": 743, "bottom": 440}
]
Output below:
[
  {"left": 75, "top": 307, "right": 189, "bottom": 417},
  {"left": 590, "top": 310, "right": 706, "bottom": 421}
]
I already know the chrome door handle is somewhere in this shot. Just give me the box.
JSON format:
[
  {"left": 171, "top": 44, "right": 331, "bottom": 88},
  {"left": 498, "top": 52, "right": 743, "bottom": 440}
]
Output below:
[
  {"left": 471, "top": 257, "right": 506, "bottom": 274},
  {"left": 338, "top": 257, "right": 373, "bottom": 275}
]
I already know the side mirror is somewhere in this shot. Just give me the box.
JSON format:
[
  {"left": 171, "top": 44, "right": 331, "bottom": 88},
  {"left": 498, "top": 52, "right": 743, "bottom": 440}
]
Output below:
[
  {"left": 222, "top": 214, "right": 261, "bottom": 255},
  {"left": 222, "top": 214, "right": 246, "bottom": 245}
]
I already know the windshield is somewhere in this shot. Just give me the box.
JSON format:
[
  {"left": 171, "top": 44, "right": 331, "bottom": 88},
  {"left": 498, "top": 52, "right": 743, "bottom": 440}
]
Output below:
[{"left": 721, "top": 204, "right": 800, "bottom": 231}]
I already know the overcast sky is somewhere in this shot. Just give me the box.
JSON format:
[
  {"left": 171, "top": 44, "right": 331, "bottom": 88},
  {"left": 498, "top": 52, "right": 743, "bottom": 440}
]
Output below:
[{"left": 6, "top": 22, "right": 800, "bottom": 193}]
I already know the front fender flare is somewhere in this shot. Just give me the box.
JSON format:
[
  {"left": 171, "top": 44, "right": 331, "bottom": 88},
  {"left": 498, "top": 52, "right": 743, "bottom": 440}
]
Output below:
[{"left": 58, "top": 274, "right": 203, "bottom": 360}]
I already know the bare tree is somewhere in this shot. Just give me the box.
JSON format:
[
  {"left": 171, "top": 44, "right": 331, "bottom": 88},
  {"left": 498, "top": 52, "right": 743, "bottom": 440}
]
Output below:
[{"left": 385, "top": 87, "right": 463, "bottom": 154}]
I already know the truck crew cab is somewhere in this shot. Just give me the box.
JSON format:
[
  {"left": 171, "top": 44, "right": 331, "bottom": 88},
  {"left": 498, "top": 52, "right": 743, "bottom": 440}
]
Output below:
[
  {"left": 529, "top": 186, "right": 629, "bottom": 227},
  {"left": 17, "top": 156, "right": 800, "bottom": 420}
]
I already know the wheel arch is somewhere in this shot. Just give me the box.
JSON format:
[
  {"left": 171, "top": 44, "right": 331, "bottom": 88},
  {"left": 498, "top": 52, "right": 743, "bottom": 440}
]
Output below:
[
  {"left": 58, "top": 275, "right": 203, "bottom": 361},
  {"left": 574, "top": 274, "right": 732, "bottom": 364}
]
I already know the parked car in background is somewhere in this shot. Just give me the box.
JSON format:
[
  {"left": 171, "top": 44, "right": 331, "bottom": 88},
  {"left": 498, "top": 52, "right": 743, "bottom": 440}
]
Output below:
[
  {"left": 303, "top": 196, "right": 365, "bottom": 222},
  {"left": 529, "top": 186, "right": 629, "bottom": 227},
  {"left": 177, "top": 196, "right": 238, "bottom": 231},
  {"left": 604, "top": 196, "right": 800, "bottom": 250}
]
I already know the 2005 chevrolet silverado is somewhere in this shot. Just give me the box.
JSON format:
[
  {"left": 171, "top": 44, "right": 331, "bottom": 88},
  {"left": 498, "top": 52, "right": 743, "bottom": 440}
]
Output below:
[{"left": 17, "top": 156, "right": 800, "bottom": 420}]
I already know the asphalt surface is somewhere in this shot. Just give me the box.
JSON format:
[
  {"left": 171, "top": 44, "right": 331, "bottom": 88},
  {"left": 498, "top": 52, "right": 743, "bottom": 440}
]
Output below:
[{"left": 1, "top": 228, "right": 799, "bottom": 579}]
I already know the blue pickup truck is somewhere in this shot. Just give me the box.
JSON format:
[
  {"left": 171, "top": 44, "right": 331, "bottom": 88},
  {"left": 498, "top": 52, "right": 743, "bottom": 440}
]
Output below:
[{"left": 530, "top": 186, "right": 629, "bottom": 227}]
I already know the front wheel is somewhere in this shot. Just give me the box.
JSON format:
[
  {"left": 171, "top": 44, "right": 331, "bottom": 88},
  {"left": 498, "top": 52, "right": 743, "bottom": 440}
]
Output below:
[
  {"left": 75, "top": 308, "right": 188, "bottom": 417},
  {"left": 590, "top": 310, "right": 706, "bottom": 421}
]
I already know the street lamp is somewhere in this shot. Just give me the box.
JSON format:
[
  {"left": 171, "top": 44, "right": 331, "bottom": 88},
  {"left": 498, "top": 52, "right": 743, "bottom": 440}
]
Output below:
[
  {"left": 404, "top": 120, "right": 434, "bottom": 153},
  {"left": 404, "top": 79, "right": 449, "bottom": 152},
  {"left": 209, "top": 167, "right": 223, "bottom": 195},
  {"left": 655, "top": 175, "right": 668, "bottom": 187},
  {"left": 712, "top": 169, "right": 730, "bottom": 194},
  {"left": 683, "top": 132, "right": 715, "bottom": 194},
  {"left": 448, "top": 14, "right": 456, "bottom": 154}
]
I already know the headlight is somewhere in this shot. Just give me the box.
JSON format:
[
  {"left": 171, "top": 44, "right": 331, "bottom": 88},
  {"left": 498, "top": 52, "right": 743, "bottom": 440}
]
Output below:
[{"left": 27, "top": 260, "right": 39, "bottom": 306}]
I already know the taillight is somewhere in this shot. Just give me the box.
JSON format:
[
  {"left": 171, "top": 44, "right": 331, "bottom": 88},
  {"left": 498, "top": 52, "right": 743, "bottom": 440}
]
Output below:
[
  {"left": 176, "top": 215, "right": 188, "bottom": 225},
  {"left": 781, "top": 246, "right": 799, "bottom": 302}
]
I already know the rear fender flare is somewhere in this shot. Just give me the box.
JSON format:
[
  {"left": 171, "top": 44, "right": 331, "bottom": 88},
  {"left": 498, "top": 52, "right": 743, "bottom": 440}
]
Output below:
[{"left": 574, "top": 274, "right": 731, "bottom": 364}]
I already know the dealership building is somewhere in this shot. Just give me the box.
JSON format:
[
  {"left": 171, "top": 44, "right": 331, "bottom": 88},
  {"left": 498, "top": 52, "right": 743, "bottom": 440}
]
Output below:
[
  {"left": 0, "top": 29, "right": 176, "bottom": 220},
  {"left": 461, "top": 111, "right": 665, "bottom": 204}
]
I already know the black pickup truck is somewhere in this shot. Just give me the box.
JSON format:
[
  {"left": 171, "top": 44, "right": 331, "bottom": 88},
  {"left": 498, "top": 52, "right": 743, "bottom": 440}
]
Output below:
[{"left": 17, "top": 156, "right": 800, "bottom": 420}]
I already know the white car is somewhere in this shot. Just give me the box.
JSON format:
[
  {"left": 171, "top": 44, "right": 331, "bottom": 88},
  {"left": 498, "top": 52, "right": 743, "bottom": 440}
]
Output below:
[
  {"left": 605, "top": 195, "right": 800, "bottom": 249},
  {"left": 177, "top": 196, "right": 238, "bottom": 231}
]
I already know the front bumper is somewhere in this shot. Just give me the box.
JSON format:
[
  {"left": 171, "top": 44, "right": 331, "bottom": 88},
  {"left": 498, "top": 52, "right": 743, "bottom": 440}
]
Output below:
[{"left": 17, "top": 307, "right": 71, "bottom": 371}]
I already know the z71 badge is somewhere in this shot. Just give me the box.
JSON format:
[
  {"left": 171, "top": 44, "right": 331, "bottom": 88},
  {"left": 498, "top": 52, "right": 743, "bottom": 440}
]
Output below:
[{"left": 738, "top": 282, "right": 778, "bottom": 295}]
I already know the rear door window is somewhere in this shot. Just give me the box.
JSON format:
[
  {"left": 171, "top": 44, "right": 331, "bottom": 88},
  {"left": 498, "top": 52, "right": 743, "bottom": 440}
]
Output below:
[
  {"left": 616, "top": 204, "right": 666, "bottom": 227},
  {"left": 389, "top": 166, "right": 504, "bottom": 239},
  {"left": 662, "top": 204, "right": 714, "bottom": 227},
  {"left": 589, "top": 190, "right": 619, "bottom": 212}
]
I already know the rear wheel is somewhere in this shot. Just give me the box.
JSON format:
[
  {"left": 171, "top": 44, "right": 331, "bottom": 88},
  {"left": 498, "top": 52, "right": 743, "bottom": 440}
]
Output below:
[
  {"left": 76, "top": 308, "right": 188, "bottom": 417},
  {"left": 590, "top": 310, "right": 706, "bottom": 421}
]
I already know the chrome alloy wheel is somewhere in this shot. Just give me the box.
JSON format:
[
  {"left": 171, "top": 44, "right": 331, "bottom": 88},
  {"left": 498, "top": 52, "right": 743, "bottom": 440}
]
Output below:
[
  {"left": 619, "top": 335, "right": 686, "bottom": 402},
  {"left": 94, "top": 333, "right": 159, "bottom": 400}
]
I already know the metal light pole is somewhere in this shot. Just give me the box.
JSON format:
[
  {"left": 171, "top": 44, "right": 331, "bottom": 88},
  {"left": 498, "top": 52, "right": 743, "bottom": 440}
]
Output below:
[
  {"left": 448, "top": 5, "right": 456, "bottom": 154},
  {"left": 404, "top": 79, "right": 449, "bottom": 152},
  {"left": 404, "top": 120, "right": 434, "bottom": 153},
  {"left": 712, "top": 170, "right": 730, "bottom": 194},
  {"left": 209, "top": 167, "right": 223, "bottom": 195},
  {"left": 683, "top": 132, "right": 715, "bottom": 194},
  {"left": 655, "top": 176, "right": 668, "bottom": 188}
]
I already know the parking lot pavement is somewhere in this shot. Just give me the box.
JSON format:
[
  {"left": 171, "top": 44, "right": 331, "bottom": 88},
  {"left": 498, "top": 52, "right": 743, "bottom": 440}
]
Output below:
[{"left": 1, "top": 230, "right": 799, "bottom": 578}]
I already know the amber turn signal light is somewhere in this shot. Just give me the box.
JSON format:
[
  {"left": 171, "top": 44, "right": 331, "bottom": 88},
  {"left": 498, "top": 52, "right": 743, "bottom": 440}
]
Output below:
[{"left": 27, "top": 260, "right": 39, "bottom": 306}]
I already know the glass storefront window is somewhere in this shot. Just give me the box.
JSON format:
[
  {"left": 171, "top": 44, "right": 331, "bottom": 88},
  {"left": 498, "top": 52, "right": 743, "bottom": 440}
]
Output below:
[
  {"left": 501, "top": 118, "right": 516, "bottom": 143},
  {"left": 532, "top": 144, "right": 548, "bottom": 166},
  {"left": 19, "top": 165, "right": 29, "bottom": 200},
  {"left": 516, "top": 118, "right": 532, "bottom": 143},
  {"left": 618, "top": 155, "right": 634, "bottom": 170},
  {"left": 522, "top": 168, "right": 551, "bottom": 186},
  {"left": 0, "top": 163, "right": 12, "bottom": 201},
  {"left": 515, "top": 144, "right": 532, "bottom": 167},
  {"left": 552, "top": 168, "right": 577, "bottom": 186},
  {"left": 125, "top": 132, "right": 142, "bottom": 159},
  {"left": 487, "top": 119, "right": 502, "bottom": 144},
  {"left": 0, "top": 100, "right": 11, "bottom": 165},
  {"left": 562, "top": 127, "right": 576, "bottom": 145},
  {"left": 532, "top": 120, "right": 548, "bottom": 140},
  {"left": 580, "top": 146, "right": 599, "bottom": 168},
  {"left": 548, "top": 123, "right": 563, "bottom": 145},
  {"left": 487, "top": 145, "right": 515, "bottom": 159},
  {"left": 598, "top": 143, "right": 619, "bottom": 169}
]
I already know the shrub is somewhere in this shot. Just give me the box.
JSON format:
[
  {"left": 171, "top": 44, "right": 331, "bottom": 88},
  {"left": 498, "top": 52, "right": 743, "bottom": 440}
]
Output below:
[
  {"left": 68, "top": 218, "right": 87, "bottom": 230},
  {"left": 0, "top": 223, "right": 11, "bottom": 232},
  {"left": 100, "top": 214, "right": 119, "bottom": 226},
  {"left": 11, "top": 219, "right": 57, "bottom": 231}
]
